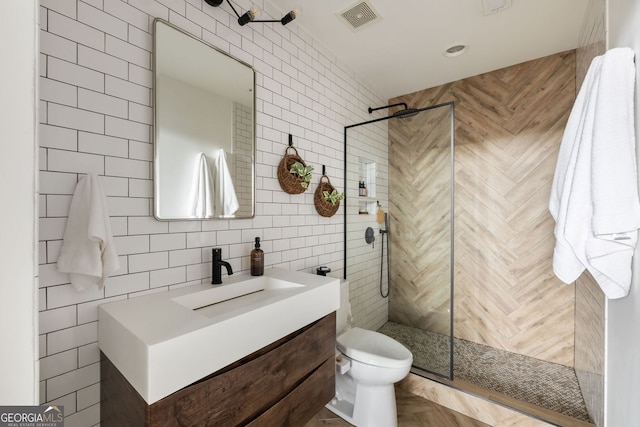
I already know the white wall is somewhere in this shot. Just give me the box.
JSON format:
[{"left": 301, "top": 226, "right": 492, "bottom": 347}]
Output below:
[
  {"left": 606, "top": 1, "right": 640, "bottom": 425},
  {"left": 0, "top": 0, "right": 39, "bottom": 405},
  {"left": 37, "top": 0, "right": 385, "bottom": 424}
]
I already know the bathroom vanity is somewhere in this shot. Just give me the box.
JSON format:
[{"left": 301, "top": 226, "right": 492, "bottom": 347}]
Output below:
[{"left": 98, "top": 269, "right": 340, "bottom": 426}]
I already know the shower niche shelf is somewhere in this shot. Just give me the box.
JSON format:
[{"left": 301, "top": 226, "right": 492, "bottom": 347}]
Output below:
[
  {"left": 358, "top": 159, "right": 377, "bottom": 215},
  {"left": 358, "top": 197, "right": 377, "bottom": 215}
]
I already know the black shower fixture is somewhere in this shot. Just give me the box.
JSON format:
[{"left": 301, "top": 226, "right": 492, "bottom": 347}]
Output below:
[
  {"left": 368, "top": 102, "right": 407, "bottom": 114},
  {"left": 368, "top": 102, "right": 420, "bottom": 118},
  {"left": 205, "top": 0, "right": 300, "bottom": 27}
]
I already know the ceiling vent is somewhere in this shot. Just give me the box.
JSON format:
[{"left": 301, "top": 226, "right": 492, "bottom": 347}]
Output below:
[
  {"left": 338, "top": 0, "right": 381, "bottom": 32},
  {"left": 482, "top": 0, "right": 512, "bottom": 15}
]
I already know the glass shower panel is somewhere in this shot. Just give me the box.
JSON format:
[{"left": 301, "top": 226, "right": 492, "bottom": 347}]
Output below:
[
  {"left": 344, "top": 102, "right": 454, "bottom": 379},
  {"left": 344, "top": 118, "right": 391, "bottom": 331}
]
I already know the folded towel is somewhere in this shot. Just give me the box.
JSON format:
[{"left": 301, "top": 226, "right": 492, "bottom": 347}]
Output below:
[
  {"left": 191, "top": 153, "right": 215, "bottom": 218},
  {"left": 549, "top": 47, "right": 639, "bottom": 299},
  {"left": 213, "top": 149, "right": 239, "bottom": 217},
  {"left": 57, "top": 174, "right": 120, "bottom": 291}
]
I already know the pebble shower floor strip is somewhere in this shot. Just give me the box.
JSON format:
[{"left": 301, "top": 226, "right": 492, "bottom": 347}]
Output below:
[{"left": 378, "top": 321, "right": 590, "bottom": 422}]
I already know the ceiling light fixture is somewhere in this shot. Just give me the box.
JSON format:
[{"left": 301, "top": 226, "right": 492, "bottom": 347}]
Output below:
[
  {"left": 443, "top": 44, "right": 468, "bottom": 58},
  {"left": 205, "top": 0, "right": 300, "bottom": 27},
  {"left": 482, "top": 0, "right": 512, "bottom": 15}
]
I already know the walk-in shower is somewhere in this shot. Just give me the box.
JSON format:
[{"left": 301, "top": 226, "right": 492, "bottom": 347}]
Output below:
[
  {"left": 344, "top": 101, "right": 455, "bottom": 379},
  {"left": 343, "top": 99, "right": 591, "bottom": 422}
]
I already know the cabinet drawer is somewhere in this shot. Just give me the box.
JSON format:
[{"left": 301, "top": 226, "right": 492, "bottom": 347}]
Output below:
[{"left": 247, "top": 357, "right": 335, "bottom": 427}]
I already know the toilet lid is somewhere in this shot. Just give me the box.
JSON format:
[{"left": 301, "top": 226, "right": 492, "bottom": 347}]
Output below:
[{"left": 337, "top": 327, "right": 413, "bottom": 369}]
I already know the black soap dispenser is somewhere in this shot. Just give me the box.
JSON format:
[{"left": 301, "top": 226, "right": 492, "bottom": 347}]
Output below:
[{"left": 251, "top": 237, "right": 264, "bottom": 276}]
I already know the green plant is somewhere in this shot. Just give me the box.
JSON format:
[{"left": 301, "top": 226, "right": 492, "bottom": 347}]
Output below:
[
  {"left": 323, "top": 189, "right": 345, "bottom": 205},
  {"left": 290, "top": 162, "right": 313, "bottom": 189}
]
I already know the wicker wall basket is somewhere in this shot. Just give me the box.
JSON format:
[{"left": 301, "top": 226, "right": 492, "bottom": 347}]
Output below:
[
  {"left": 314, "top": 175, "right": 340, "bottom": 217},
  {"left": 277, "top": 146, "right": 308, "bottom": 194}
]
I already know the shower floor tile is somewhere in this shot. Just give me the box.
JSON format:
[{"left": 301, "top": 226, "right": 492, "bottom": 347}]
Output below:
[{"left": 378, "top": 321, "right": 591, "bottom": 423}]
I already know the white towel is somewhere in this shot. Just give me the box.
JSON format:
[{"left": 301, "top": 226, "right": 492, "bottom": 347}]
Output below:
[
  {"left": 549, "top": 56, "right": 603, "bottom": 284},
  {"left": 212, "top": 149, "right": 239, "bottom": 217},
  {"left": 57, "top": 174, "right": 120, "bottom": 291},
  {"left": 191, "top": 153, "right": 215, "bottom": 218},
  {"left": 549, "top": 47, "right": 640, "bottom": 299}
]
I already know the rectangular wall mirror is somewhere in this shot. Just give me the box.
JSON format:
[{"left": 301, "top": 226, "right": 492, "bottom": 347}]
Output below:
[{"left": 153, "top": 19, "right": 255, "bottom": 220}]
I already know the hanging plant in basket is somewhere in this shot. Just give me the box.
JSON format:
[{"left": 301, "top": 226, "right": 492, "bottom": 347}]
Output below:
[
  {"left": 290, "top": 162, "right": 313, "bottom": 189},
  {"left": 314, "top": 175, "right": 343, "bottom": 217},
  {"left": 278, "top": 146, "right": 312, "bottom": 194}
]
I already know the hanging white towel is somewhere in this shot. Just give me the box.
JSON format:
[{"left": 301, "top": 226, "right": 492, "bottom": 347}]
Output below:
[
  {"left": 549, "top": 47, "right": 640, "bottom": 299},
  {"left": 191, "top": 153, "right": 215, "bottom": 218},
  {"left": 57, "top": 174, "right": 120, "bottom": 291},
  {"left": 588, "top": 47, "right": 640, "bottom": 296},
  {"left": 549, "top": 55, "right": 603, "bottom": 284},
  {"left": 213, "top": 149, "right": 239, "bottom": 217}
]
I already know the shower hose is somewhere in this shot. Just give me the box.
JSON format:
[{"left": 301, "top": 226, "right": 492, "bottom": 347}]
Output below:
[{"left": 380, "top": 227, "right": 390, "bottom": 298}]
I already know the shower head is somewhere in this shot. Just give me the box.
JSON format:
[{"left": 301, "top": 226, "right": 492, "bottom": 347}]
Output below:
[
  {"left": 368, "top": 102, "right": 419, "bottom": 119},
  {"left": 392, "top": 108, "right": 420, "bottom": 119}
]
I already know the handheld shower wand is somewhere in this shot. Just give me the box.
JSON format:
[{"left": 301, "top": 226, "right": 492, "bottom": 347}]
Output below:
[
  {"left": 380, "top": 212, "right": 389, "bottom": 234},
  {"left": 375, "top": 202, "right": 388, "bottom": 237},
  {"left": 384, "top": 212, "right": 389, "bottom": 234}
]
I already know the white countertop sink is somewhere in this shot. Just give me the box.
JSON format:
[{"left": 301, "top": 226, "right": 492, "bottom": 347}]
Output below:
[{"left": 98, "top": 268, "right": 339, "bottom": 404}]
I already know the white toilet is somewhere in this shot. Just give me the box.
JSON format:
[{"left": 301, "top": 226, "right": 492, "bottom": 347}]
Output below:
[{"left": 326, "top": 280, "right": 413, "bottom": 427}]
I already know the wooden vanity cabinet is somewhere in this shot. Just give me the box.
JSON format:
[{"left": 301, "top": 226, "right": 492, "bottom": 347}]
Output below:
[{"left": 101, "top": 313, "right": 336, "bottom": 426}]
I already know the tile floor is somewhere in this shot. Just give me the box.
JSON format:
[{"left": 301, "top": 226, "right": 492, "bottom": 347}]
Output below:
[
  {"left": 378, "top": 321, "right": 589, "bottom": 421},
  {"left": 304, "top": 388, "right": 490, "bottom": 427}
]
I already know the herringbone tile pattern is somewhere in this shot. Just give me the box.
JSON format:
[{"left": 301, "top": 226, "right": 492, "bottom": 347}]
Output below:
[
  {"left": 388, "top": 104, "right": 453, "bottom": 337},
  {"left": 305, "top": 388, "right": 491, "bottom": 427},
  {"left": 388, "top": 51, "right": 577, "bottom": 366},
  {"left": 574, "top": 271, "right": 605, "bottom": 426}
]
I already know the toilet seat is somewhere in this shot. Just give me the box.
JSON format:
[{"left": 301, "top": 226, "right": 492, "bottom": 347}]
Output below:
[{"left": 337, "top": 327, "right": 412, "bottom": 369}]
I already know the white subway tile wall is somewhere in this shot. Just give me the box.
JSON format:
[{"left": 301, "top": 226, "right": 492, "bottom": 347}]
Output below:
[
  {"left": 346, "top": 119, "right": 390, "bottom": 330},
  {"left": 38, "top": 1, "right": 387, "bottom": 425}
]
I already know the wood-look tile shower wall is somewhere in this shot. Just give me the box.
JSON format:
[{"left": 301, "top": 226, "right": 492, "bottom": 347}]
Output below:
[{"left": 388, "top": 51, "right": 577, "bottom": 366}]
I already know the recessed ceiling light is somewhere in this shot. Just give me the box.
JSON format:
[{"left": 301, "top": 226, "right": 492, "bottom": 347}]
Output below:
[
  {"left": 443, "top": 44, "right": 468, "bottom": 57},
  {"left": 482, "top": 0, "right": 512, "bottom": 15}
]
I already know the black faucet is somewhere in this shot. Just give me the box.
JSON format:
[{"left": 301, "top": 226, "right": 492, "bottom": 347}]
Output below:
[{"left": 211, "top": 248, "right": 233, "bottom": 285}]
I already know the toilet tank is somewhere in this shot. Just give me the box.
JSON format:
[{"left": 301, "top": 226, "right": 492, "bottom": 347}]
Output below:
[{"left": 336, "top": 280, "right": 351, "bottom": 333}]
